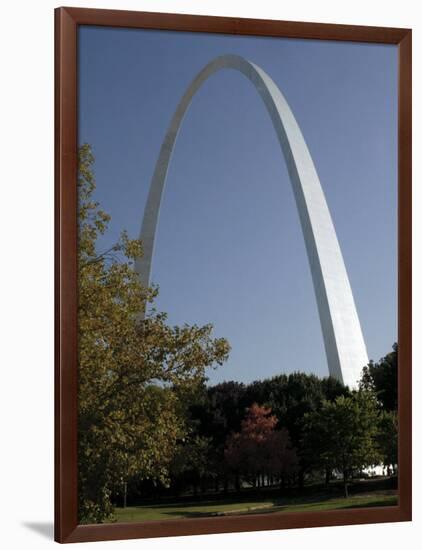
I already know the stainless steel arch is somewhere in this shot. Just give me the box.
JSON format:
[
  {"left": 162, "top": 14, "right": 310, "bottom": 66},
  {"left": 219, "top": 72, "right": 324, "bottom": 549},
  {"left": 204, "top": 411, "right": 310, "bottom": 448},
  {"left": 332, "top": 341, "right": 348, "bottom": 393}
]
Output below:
[{"left": 135, "top": 54, "right": 368, "bottom": 389}]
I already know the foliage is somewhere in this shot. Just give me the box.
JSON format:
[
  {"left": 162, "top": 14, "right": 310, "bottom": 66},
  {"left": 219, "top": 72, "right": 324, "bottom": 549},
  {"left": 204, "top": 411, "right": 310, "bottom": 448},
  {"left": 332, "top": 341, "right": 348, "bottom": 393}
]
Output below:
[
  {"left": 360, "top": 343, "right": 398, "bottom": 411},
  {"left": 302, "top": 392, "right": 382, "bottom": 497},
  {"left": 77, "top": 144, "right": 230, "bottom": 522},
  {"left": 169, "top": 435, "right": 214, "bottom": 494},
  {"left": 376, "top": 410, "right": 398, "bottom": 470},
  {"left": 191, "top": 381, "right": 248, "bottom": 443},
  {"left": 243, "top": 373, "right": 349, "bottom": 442},
  {"left": 225, "top": 404, "right": 298, "bottom": 484}
]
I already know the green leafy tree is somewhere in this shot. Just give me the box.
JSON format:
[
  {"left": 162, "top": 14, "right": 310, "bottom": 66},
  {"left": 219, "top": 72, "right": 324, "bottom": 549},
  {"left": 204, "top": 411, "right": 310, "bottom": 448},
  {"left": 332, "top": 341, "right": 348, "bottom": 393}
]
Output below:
[
  {"left": 360, "top": 344, "right": 398, "bottom": 411},
  {"left": 170, "top": 435, "right": 214, "bottom": 495},
  {"left": 302, "top": 392, "right": 381, "bottom": 497},
  {"left": 376, "top": 410, "right": 398, "bottom": 472},
  {"left": 77, "top": 144, "right": 230, "bottom": 523}
]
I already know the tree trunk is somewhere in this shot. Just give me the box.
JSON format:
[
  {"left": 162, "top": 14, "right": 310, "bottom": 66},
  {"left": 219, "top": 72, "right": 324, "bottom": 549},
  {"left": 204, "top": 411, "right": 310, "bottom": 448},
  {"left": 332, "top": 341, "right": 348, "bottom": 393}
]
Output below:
[
  {"left": 123, "top": 481, "right": 127, "bottom": 508},
  {"left": 343, "top": 471, "right": 349, "bottom": 498},
  {"left": 325, "top": 467, "right": 331, "bottom": 487},
  {"left": 235, "top": 473, "right": 240, "bottom": 493},
  {"left": 298, "top": 469, "right": 305, "bottom": 489}
]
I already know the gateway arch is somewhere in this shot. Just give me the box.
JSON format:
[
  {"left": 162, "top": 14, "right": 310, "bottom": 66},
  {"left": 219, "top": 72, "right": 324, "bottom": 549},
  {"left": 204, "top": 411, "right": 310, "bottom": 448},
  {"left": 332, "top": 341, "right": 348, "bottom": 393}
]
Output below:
[{"left": 135, "top": 54, "right": 368, "bottom": 389}]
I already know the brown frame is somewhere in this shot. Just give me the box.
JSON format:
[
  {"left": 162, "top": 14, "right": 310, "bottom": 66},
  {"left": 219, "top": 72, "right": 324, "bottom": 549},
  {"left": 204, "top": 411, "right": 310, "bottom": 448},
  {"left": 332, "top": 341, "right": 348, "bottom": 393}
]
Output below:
[{"left": 55, "top": 6, "right": 412, "bottom": 544}]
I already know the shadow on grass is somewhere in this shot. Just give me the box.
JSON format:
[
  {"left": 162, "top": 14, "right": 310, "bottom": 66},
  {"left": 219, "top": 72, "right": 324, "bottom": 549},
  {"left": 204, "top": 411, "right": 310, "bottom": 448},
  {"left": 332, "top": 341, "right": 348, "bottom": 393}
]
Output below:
[
  {"left": 162, "top": 510, "right": 225, "bottom": 518},
  {"left": 224, "top": 497, "right": 398, "bottom": 517},
  {"left": 124, "top": 478, "right": 397, "bottom": 513},
  {"left": 158, "top": 495, "right": 398, "bottom": 519},
  {"left": 143, "top": 497, "right": 265, "bottom": 510},
  {"left": 129, "top": 493, "right": 335, "bottom": 513}
]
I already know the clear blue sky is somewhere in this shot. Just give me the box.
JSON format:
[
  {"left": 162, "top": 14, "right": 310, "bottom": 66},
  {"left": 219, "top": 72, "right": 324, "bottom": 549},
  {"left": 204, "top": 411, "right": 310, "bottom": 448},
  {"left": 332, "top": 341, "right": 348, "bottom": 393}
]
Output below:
[{"left": 78, "top": 26, "right": 398, "bottom": 385}]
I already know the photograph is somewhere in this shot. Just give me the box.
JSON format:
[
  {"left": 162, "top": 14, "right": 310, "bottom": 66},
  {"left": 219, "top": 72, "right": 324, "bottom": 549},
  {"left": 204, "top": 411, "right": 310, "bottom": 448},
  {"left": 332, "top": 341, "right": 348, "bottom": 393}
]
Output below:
[
  {"left": 76, "top": 22, "right": 400, "bottom": 526},
  {"left": 0, "top": 0, "right": 416, "bottom": 548}
]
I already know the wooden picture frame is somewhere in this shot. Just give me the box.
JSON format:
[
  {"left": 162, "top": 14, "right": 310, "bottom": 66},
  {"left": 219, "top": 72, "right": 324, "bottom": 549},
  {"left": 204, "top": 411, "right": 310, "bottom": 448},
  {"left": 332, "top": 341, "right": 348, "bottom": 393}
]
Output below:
[{"left": 55, "top": 6, "right": 412, "bottom": 543}]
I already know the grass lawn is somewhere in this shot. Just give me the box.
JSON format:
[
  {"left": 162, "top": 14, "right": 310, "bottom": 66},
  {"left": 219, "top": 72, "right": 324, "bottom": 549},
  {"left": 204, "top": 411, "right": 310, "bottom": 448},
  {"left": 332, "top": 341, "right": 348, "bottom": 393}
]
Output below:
[{"left": 113, "top": 491, "right": 397, "bottom": 523}]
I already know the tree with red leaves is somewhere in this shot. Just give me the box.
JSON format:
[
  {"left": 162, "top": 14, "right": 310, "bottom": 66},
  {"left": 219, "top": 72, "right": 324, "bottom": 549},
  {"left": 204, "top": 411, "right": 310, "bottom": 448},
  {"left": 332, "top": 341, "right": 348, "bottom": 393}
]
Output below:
[{"left": 225, "top": 403, "right": 298, "bottom": 490}]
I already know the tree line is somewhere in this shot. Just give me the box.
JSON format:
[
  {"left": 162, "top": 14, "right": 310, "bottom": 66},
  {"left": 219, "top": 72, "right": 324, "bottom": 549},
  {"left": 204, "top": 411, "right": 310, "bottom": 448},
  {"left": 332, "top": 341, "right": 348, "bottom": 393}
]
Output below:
[{"left": 133, "top": 356, "right": 397, "bottom": 504}]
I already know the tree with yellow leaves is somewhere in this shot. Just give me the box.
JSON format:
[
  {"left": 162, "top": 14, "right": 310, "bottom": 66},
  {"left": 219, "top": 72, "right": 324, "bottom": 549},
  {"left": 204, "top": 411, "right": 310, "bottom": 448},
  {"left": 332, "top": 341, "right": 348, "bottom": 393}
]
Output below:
[{"left": 77, "top": 144, "right": 230, "bottom": 523}]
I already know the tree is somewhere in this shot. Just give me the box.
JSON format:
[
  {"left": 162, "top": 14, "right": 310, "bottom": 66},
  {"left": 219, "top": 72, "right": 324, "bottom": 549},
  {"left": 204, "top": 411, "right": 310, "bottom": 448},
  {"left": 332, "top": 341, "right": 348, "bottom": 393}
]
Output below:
[
  {"left": 170, "top": 435, "right": 213, "bottom": 495},
  {"left": 302, "top": 392, "right": 381, "bottom": 497},
  {"left": 247, "top": 372, "right": 350, "bottom": 486},
  {"left": 376, "top": 410, "right": 398, "bottom": 473},
  {"left": 191, "top": 381, "right": 248, "bottom": 445},
  {"left": 265, "top": 427, "right": 299, "bottom": 486},
  {"left": 176, "top": 381, "right": 250, "bottom": 494},
  {"left": 360, "top": 344, "right": 398, "bottom": 411},
  {"left": 225, "top": 404, "right": 298, "bottom": 488},
  {"left": 77, "top": 144, "right": 230, "bottom": 522}
]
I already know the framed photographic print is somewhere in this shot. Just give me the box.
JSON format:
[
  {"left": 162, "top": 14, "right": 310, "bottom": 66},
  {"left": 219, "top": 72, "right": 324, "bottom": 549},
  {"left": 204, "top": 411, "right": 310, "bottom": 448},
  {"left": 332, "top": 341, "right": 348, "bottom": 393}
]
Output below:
[{"left": 55, "top": 6, "right": 412, "bottom": 543}]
